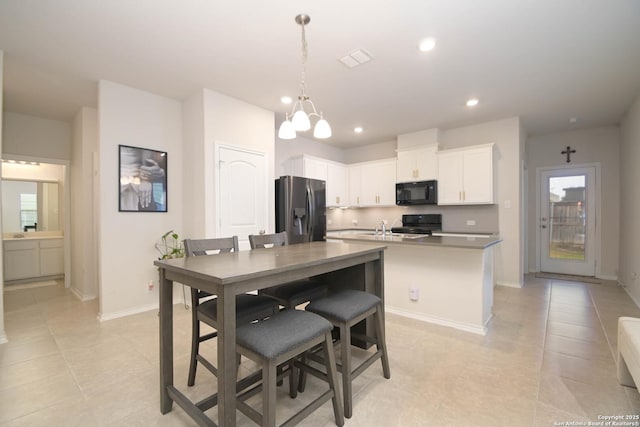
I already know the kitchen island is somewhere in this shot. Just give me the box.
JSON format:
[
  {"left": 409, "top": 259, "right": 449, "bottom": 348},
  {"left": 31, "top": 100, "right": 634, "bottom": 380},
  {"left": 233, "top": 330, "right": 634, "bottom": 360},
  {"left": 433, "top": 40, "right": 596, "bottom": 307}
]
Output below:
[{"left": 328, "top": 232, "right": 501, "bottom": 335}]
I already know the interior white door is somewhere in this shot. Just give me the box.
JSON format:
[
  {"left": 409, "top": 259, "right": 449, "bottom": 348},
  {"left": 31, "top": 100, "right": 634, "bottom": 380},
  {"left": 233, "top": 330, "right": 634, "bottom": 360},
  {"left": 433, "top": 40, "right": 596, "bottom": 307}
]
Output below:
[
  {"left": 539, "top": 166, "right": 596, "bottom": 276},
  {"left": 217, "top": 145, "right": 267, "bottom": 250}
]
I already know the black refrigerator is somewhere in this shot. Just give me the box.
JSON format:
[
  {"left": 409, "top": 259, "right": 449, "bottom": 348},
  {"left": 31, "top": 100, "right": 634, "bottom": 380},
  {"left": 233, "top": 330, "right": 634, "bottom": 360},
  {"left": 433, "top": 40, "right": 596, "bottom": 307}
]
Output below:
[{"left": 275, "top": 176, "right": 326, "bottom": 244}]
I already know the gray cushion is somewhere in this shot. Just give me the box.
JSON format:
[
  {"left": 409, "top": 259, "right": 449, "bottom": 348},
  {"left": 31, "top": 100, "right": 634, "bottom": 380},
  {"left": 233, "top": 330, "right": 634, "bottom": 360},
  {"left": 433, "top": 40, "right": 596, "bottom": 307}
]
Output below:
[
  {"left": 236, "top": 309, "right": 332, "bottom": 360},
  {"left": 306, "top": 290, "right": 381, "bottom": 323},
  {"left": 198, "top": 294, "right": 278, "bottom": 325}
]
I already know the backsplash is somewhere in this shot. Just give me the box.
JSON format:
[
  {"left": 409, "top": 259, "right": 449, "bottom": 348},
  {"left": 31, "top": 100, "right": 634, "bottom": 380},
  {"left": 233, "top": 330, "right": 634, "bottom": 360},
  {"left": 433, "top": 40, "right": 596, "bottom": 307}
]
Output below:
[{"left": 326, "top": 204, "right": 499, "bottom": 233}]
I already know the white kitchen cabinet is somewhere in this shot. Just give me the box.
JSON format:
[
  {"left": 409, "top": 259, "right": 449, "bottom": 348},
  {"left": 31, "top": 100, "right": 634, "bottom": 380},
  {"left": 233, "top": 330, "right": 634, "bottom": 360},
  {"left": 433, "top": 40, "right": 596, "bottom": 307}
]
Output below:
[
  {"left": 326, "top": 162, "right": 348, "bottom": 206},
  {"left": 437, "top": 144, "right": 494, "bottom": 205},
  {"left": 348, "top": 165, "right": 363, "bottom": 207},
  {"left": 3, "top": 237, "right": 64, "bottom": 281},
  {"left": 396, "top": 146, "right": 438, "bottom": 182},
  {"left": 356, "top": 159, "right": 397, "bottom": 206},
  {"left": 282, "top": 155, "right": 348, "bottom": 207}
]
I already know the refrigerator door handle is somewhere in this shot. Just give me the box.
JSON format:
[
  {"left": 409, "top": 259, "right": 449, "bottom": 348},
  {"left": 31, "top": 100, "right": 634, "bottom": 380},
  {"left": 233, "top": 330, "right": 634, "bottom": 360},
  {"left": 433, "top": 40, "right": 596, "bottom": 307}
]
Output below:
[{"left": 306, "top": 183, "right": 314, "bottom": 238}]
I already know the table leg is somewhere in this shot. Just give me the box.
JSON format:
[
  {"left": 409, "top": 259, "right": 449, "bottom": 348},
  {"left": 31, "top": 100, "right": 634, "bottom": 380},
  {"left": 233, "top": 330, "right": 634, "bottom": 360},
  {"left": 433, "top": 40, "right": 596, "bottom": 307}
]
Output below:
[
  {"left": 217, "top": 287, "right": 237, "bottom": 426},
  {"left": 159, "top": 268, "right": 174, "bottom": 414}
]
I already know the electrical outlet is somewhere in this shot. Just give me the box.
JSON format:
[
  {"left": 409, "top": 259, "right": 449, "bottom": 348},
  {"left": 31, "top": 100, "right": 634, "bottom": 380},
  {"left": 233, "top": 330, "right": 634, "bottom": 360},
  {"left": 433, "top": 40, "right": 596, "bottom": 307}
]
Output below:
[
  {"left": 148, "top": 280, "right": 154, "bottom": 291},
  {"left": 327, "top": 219, "right": 332, "bottom": 225},
  {"left": 466, "top": 220, "right": 476, "bottom": 226},
  {"left": 409, "top": 287, "right": 419, "bottom": 301},
  {"left": 352, "top": 219, "right": 358, "bottom": 226},
  {"left": 633, "top": 272, "right": 638, "bottom": 281}
]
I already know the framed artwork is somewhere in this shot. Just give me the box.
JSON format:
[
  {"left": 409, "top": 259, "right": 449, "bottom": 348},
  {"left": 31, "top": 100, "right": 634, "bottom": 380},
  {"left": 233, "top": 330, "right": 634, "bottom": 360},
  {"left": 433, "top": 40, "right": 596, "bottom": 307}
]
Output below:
[{"left": 119, "top": 145, "right": 167, "bottom": 212}]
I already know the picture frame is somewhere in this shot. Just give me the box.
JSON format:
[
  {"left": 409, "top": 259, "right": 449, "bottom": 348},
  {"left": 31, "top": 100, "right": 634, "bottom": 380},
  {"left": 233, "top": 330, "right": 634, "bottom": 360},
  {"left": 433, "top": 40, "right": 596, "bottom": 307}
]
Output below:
[{"left": 119, "top": 145, "right": 168, "bottom": 212}]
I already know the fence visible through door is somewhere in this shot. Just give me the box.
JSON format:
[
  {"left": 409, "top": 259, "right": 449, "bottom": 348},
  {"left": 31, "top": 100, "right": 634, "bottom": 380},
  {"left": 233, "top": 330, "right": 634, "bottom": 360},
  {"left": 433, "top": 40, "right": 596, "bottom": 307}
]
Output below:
[{"left": 539, "top": 166, "right": 596, "bottom": 277}]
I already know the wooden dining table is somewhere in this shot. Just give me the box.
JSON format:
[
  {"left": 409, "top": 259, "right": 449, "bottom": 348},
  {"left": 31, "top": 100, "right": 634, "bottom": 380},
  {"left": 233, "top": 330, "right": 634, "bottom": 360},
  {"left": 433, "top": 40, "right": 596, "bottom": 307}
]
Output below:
[{"left": 154, "top": 240, "right": 387, "bottom": 427}]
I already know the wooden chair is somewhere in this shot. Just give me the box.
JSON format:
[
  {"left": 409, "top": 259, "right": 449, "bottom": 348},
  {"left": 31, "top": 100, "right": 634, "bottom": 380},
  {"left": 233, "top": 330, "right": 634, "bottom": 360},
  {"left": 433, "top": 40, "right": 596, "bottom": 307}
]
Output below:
[
  {"left": 300, "top": 289, "right": 390, "bottom": 418},
  {"left": 235, "top": 309, "right": 344, "bottom": 427},
  {"left": 184, "top": 236, "right": 279, "bottom": 386},
  {"left": 248, "top": 232, "right": 328, "bottom": 309}
]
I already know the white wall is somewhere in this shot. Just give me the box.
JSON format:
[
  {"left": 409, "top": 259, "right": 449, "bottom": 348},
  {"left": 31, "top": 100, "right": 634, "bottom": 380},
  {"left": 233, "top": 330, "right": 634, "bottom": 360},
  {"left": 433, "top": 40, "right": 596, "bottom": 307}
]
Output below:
[
  {"left": 2, "top": 111, "right": 71, "bottom": 161},
  {"left": 440, "top": 117, "right": 524, "bottom": 288},
  {"left": 526, "top": 126, "right": 620, "bottom": 279},
  {"left": 181, "top": 91, "right": 206, "bottom": 240},
  {"left": 620, "top": 94, "right": 640, "bottom": 304},
  {"left": 70, "top": 107, "right": 98, "bottom": 300},
  {"left": 343, "top": 140, "right": 397, "bottom": 164},
  {"left": 98, "top": 81, "right": 184, "bottom": 320},
  {"left": 201, "top": 89, "right": 275, "bottom": 236},
  {"left": 0, "top": 49, "right": 6, "bottom": 343}
]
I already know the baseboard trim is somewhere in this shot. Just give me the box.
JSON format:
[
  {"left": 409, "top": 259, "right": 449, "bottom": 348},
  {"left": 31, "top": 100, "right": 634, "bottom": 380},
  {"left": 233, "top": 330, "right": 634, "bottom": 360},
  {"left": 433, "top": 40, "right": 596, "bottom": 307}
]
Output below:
[
  {"left": 597, "top": 274, "right": 619, "bottom": 281},
  {"left": 385, "top": 306, "right": 487, "bottom": 336},
  {"left": 98, "top": 303, "right": 158, "bottom": 322},
  {"left": 70, "top": 287, "right": 97, "bottom": 302},
  {"left": 620, "top": 283, "right": 640, "bottom": 310},
  {"left": 496, "top": 281, "right": 523, "bottom": 289},
  {"left": 0, "top": 333, "right": 8, "bottom": 344}
]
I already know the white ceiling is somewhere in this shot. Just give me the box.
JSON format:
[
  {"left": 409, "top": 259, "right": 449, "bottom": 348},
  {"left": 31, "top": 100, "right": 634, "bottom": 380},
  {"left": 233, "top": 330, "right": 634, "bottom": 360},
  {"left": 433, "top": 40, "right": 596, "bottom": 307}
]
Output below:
[{"left": 1, "top": 0, "right": 639, "bottom": 148}]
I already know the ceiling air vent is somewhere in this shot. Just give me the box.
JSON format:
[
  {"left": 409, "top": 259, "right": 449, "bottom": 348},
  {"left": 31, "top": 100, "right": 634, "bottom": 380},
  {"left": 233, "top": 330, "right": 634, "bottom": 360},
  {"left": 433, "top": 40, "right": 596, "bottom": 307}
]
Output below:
[{"left": 339, "top": 49, "right": 373, "bottom": 68}]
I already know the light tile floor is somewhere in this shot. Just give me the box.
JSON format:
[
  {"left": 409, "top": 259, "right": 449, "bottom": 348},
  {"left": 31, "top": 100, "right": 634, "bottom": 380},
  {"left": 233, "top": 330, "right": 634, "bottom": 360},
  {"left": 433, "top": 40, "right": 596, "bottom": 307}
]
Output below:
[{"left": 1, "top": 276, "right": 640, "bottom": 426}]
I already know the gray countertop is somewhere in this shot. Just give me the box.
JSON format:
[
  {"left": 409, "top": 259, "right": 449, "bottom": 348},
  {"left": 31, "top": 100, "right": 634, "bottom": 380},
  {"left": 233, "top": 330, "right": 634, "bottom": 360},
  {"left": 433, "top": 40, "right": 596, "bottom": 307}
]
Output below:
[{"left": 327, "top": 232, "right": 502, "bottom": 250}]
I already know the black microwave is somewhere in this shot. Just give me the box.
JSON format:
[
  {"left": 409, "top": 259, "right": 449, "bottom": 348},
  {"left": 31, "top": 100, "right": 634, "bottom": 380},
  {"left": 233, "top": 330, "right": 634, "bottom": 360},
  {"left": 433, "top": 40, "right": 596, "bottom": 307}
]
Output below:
[{"left": 396, "top": 180, "right": 438, "bottom": 205}]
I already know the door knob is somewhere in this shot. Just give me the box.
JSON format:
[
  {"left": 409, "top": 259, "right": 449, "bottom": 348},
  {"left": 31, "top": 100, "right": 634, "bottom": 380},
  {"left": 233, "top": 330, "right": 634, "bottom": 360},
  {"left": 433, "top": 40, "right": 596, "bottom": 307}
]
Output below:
[{"left": 541, "top": 225, "right": 547, "bottom": 229}]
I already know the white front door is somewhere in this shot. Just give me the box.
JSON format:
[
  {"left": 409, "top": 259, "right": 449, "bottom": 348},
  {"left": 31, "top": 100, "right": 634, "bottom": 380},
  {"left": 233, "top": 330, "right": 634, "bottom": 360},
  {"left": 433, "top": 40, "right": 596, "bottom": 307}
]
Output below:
[
  {"left": 539, "top": 166, "right": 596, "bottom": 276},
  {"left": 216, "top": 145, "right": 268, "bottom": 250}
]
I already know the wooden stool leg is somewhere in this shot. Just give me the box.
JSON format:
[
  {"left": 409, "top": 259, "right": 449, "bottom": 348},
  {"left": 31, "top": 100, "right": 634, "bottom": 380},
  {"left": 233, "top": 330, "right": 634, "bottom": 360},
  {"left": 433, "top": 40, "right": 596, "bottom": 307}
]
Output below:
[
  {"left": 340, "top": 323, "right": 353, "bottom": 419},
  {"left": 297, "top": 353, "right": 307, "bottom": 393},
  {"left": 323, "top": 332, "right": 344, "bottom": 426},
  {"left": 263, "top": 360, "right": 277, "bottom": 427},
  {"left": 375, "top": 305, "right": 391, "bottom": 379},
  {"left": 289, "top": 358, "right": 298, "bottom": 398},
  {"left": 187, "top": 318, "right": 200, "bottom": 386}
]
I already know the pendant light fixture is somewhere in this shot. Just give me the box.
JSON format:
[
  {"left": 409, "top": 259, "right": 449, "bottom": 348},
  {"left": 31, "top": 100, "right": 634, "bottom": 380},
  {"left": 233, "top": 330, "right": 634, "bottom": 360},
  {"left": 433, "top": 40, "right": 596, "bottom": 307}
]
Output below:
[{"left": 278, "top": 14, "right": 331, "bottom": 140}]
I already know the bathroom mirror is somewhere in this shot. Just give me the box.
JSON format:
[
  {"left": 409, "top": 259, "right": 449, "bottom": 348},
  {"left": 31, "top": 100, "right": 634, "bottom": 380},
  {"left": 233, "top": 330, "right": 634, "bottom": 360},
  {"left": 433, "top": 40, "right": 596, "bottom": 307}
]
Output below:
[{"left": 1, "top": 179, "right": 61, "bottom": 232}]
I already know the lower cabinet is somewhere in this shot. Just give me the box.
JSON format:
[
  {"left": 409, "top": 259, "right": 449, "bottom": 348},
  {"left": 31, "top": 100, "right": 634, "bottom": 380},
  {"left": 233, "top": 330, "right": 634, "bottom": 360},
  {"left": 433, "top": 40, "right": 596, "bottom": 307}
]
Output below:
[{"left": 3, "top": 238, "right": 64, "bottom": 281}]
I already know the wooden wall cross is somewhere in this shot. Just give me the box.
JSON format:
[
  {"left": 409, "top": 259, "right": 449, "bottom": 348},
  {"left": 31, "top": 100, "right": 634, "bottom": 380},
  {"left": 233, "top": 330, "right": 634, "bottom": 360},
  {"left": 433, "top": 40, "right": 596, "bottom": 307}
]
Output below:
[{"left": 561, "top": 146, "right": 576, "bottom": 163}]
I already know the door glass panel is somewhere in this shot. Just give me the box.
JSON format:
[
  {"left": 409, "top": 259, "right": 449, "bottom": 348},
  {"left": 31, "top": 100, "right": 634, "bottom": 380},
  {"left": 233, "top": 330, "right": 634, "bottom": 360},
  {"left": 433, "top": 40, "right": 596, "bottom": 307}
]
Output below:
[{"left": 548, "top": 175, "right": 586, "bottom": 260}]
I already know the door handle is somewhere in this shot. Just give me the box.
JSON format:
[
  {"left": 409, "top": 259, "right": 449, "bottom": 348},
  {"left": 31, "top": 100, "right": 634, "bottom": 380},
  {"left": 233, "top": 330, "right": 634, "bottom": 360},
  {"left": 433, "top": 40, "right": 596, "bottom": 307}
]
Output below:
[{"left": 541, "top": 225, "right": 547, "bottom": 229}]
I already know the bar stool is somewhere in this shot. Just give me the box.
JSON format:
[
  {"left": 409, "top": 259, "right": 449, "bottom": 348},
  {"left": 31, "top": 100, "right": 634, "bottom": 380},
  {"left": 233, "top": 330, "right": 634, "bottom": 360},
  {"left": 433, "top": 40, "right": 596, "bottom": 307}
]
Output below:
[
  {"left": 235, "top": 309, "right": 344, "bottom": 427},
  {"left": 248, "top": 232, "right": 328, "bottom": 309},
  {"left": 301, "top": 289, "right": 390, "bottom": 418},
  {"left": 184, "top": 237, "right": 279, "bottom": 386}
]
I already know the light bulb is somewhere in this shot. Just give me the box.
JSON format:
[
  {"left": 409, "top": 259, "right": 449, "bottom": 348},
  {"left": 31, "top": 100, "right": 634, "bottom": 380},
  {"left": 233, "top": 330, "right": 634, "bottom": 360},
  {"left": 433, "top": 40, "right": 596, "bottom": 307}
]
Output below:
[
  {"left": 291, "top": 109, "right": 311, "bottom": 131},
  {"left": 313, "top": 118, "right": 332, "bottom": 139}
]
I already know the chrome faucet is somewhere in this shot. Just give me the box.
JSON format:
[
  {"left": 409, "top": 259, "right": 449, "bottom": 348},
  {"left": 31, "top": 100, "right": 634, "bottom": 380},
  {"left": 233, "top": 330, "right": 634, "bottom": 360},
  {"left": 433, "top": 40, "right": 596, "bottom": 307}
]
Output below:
[{"left": 380, "top": 220, "right": 387, "bottom": 235}]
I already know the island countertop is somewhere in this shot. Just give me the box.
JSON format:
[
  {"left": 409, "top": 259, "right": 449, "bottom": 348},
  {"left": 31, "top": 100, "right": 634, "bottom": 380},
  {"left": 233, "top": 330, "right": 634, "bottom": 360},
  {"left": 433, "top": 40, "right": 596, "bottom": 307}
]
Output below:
[{"left": 328, "top": 232, "right": 502, "bottom": 250}]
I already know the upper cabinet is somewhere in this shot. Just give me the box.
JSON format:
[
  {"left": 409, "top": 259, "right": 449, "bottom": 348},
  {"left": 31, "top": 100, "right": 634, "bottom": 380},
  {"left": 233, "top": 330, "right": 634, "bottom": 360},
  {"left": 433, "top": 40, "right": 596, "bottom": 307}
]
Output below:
[
  {"left": 437, "top": 144, "right": 494, "bottom": 205},
  {"left": 396, "top": 146, "right": 438, "bottom": 183},
  {"left": 326, "top": 162, "right": 348, "bottom": 207},
  {"left": 282, "top": 155, "right": 348, "bottom": 207},
  {"left": 352, "top": 159, "right": 396, "bottom": 206}
]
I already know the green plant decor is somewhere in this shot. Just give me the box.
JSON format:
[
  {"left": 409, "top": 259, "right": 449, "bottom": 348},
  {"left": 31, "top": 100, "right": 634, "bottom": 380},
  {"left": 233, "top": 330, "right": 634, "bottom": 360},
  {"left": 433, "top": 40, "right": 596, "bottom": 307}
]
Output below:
[{"left": 155, "top": 230, "right": 185, "bottom": 260}]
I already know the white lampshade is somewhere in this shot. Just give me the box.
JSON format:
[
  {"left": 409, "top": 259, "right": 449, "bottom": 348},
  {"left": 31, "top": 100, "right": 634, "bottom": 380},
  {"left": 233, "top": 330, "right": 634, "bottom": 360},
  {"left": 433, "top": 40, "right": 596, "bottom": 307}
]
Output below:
[
  {"left": 291, "top": 109, "right": 311, "bottom": 131},
  {"left": 313, "top": 118, "right": 332, "bottom": 139},
  {"left": 278, "top": 119, "right": 296, "bottom": 140}
]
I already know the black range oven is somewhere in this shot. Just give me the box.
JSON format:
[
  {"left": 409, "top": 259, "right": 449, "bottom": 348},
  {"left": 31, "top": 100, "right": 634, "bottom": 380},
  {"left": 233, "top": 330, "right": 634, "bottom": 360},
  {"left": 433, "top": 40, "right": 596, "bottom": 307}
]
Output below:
[{"left": 391, "top": 214, "right": 442, "bottom": 235}]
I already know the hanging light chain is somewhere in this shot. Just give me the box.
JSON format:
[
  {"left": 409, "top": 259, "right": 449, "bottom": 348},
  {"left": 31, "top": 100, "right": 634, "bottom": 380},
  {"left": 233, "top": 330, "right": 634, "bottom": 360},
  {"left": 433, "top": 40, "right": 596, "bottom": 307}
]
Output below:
[{"left": 299, "top": 17, "right": 308, "bottom": 100}]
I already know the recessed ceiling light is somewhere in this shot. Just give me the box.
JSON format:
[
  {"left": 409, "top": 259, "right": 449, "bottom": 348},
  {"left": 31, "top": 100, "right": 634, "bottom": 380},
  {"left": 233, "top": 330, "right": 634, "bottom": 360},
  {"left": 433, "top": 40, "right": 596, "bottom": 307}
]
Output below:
[
  {"left": 569, "top": 117, "right": 577, "bottom": 124},
  {"left": 466, "top": 98, "right": 479, "bottom": 107},
  {"left": 280, "top": 96, "right": 292, "bottom": 104},
  {"left": 418, "top": 38, "right": 436, "bottom": 52},
  {"left": 354, "top": 127, "right": 363, "bottom": 134}
]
